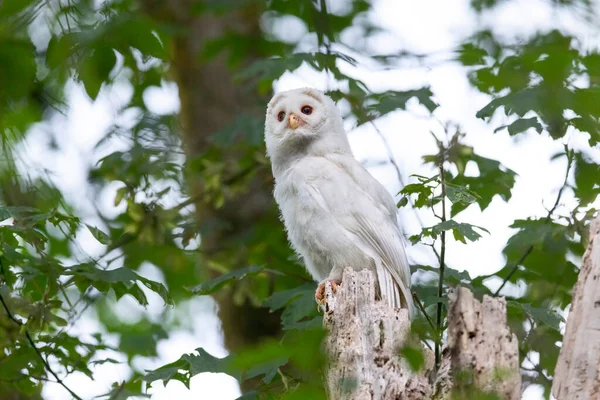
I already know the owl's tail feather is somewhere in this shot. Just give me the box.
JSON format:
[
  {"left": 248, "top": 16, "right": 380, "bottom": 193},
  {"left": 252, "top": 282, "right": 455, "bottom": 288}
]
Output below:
[{"left": 375, "top": 260, "right": 415, "bottom": 320}]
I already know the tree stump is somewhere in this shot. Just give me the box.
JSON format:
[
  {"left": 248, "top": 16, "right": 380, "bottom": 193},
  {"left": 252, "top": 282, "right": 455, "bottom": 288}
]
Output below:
[
  {"left": 323, "top": 268, "right": 431, "bottom": 400},
  {"left": 322, "top": 267, "right": 521, "bottom": 400},
  {"left": 446, "top": 287, "right": 521, "bottom": 400},
  {"left": 553, "top": 217, "right": 600, "bottom": 399}
]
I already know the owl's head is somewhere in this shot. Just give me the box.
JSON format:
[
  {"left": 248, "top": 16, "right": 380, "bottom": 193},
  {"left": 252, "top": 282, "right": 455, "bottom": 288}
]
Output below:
[{"left": 264, "top": 87, "right": 351, "bottom": 166}]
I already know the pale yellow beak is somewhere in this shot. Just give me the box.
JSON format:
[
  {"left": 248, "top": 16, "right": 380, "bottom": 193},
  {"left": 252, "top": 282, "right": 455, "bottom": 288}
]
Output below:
[{"left": 288, "top": 113, "right": 305, "bottom": 130}]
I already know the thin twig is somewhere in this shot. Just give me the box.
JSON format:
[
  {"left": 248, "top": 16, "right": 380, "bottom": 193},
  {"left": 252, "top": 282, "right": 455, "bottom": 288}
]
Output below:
[
  {"left": 493, "top": 246, "right": 534, "bottom": 297},
  {"left": 370, "top": 121, "right": 442, "bottom": 261},
  {"left": 0, "top": 291, "right": 83, "bottom": 400},
  {"left": 370, "top": 121, "right": 405, "bottom": 189},
  {"left": 412, "top": 292, "right": 436, "bottom": 333},
  {"left": 46, "top": 0, "right": 66, "bottom": 34},
  {"left": 494, "top": 147, "right": 573, "bottom": 296}
]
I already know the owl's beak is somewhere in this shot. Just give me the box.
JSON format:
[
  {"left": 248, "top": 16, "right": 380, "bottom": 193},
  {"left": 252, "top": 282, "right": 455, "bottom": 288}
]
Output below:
[{"left": 288, "top": 113, "right": 306, "bottom": 130}]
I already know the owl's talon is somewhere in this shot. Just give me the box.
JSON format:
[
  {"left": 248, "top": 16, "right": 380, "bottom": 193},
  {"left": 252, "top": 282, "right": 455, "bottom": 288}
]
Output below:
[{"left": 315, "top": 279, "right": 341, "bottom": 307}]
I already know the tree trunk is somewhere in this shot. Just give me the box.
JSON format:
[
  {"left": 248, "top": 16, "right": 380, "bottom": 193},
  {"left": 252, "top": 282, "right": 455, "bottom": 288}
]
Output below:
[
  {"left": 140, "top": 0, "right": 283, "bottom": 379},
  {"left": 552, "top": 216, "right": 600, "bottom": 399},
  {"left": 323, "top": 268, "right": 521, "bottom": 400}
]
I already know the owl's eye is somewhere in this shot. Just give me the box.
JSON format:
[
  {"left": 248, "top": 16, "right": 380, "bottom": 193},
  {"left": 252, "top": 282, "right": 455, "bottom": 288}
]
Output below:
[
  {"left": 301, "top": 105, "right": 313, "bottom": 115},
  {"left": 277, "top": 111, "right": 286, "bottom": 122}
]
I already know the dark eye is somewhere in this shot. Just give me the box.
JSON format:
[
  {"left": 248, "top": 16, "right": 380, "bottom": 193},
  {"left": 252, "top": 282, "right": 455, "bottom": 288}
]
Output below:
[
  {"left": 277, "top": 111, "right": 285, "bottom": 122},
  {"left": 301, "top": 105, "right": 313, "bottom": 115}
]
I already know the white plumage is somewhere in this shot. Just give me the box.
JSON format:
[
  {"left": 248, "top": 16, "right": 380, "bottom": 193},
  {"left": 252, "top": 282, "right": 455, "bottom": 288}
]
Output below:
[{"left": 264, "top": 87, "right": 414, "bottom": 318}]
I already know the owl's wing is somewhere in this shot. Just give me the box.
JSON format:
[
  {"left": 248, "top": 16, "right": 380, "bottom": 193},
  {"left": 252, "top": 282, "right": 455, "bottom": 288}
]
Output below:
[
  {"left": 349, "top": 211, "right": 415, "bottom": 318},
  {"left": 309, "top": 156, "right": 414, "bottom": 317}
]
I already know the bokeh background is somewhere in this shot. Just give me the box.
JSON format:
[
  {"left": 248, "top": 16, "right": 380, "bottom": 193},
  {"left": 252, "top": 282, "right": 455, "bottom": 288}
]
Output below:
[{"left": 1, "top": 0, "right": 599, "bottom": 399}]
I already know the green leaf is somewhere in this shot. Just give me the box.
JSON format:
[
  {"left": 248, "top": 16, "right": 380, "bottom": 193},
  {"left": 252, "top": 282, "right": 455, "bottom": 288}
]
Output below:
[
  {"left": 457, "top": 43, "right": 488, "bottom": 66},
  {"left": 264, "top": 283, "right": 320, "bottom": 330},
  {"left": 569, "top": 116, "right": 600, "bottom": 147},
  {"left": 400, "top": 344, "right": 425, "bottom": 372},
  {"left": 46, "top": 34, "right": 74, "bottom": 70},
  {"left": 500, "top": 218, "right": 580, "bottom": 307},
  {"left": 421, "top": 295, "right": 447, "bottom": 308},
  {"left": 410, "top": 219, "right": 489, "bottom": 244},
  {"left": 445, "top": 184, "right": 478, "bottom": 205},
  {"left": 408, "top": 234, "right": 422, "bottom": 245},
  {"left": 431, "top": 220, "right": 489, "bottom": 243},
  {"left": 185, "top": 348, "right": 233, "bottom": 376},
  {"left": 187, "top": 265, "right": 266, "bottom": 295},
  {"left": 231, "top": 328, "right": 326, "bottom": 386},
  {"left": 396, "top": 196, "right": 409, "bottom": 208},
  {"left": 507, "top": 301, "right": 564, "bottom": 332},
  {"left": 449, "top": 154, "right": 517, "bottom": 216},
  {"left": 79, "top": 46, "right": 116, "bottom": 100},
  {"left": 494, "top": 117, "right": 543, "bottom": 136},
  {"left": 476, "top": 87, "right": 543, "bottom": 119},
  {"left": 0, "top": 0, "right": 37, "bottom": 18},
  {"left": 399, "top": 175, "right": 439, "bottom": 208},
  {"left": 142, "top": 359, "right": 189, "bottom": 387},
  {"left": 366, "top": 88, "right": 438, "bottom": 118},
  {"left": 117, "top": 18, "right": 165, "bottom": 59},
  {"left": 86, "top": 224, "right": 111, "bottom": 245},
  {"left": 65, "top": 264, "right": 172, "bottom": 306},
  {"left": 138, "top": 277, "right": 173, "bottom": 306},
  {"left": 246, "top": 357, "right": 288, "bottom": 384},
  {"left": 143, "top": 348, "right": 236, "bottom": 388},
  {"left": 574, "top": 152, "right": 600, "bottom": 206},
  {"left": 0, "top": 40, "right": 37, "bottom": 102}
]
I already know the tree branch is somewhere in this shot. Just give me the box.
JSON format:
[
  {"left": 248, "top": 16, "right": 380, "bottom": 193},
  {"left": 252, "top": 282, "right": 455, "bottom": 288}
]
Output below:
[
  {"left": 413, "top": 292, "right": 436, "bottom": 335},
  {"left": 494, "top": 147, "right": 573, "bottom": 296}
]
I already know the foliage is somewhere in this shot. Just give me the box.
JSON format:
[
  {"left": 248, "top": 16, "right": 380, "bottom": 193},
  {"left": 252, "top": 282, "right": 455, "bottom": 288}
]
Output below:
[{"left": 0, "top": 0, "right": 598, "bottom": 399}]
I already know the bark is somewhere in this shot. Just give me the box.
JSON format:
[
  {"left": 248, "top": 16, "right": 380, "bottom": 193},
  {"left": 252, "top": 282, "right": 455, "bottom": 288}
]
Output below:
[
  {"left": 323, "top": 268, "right": 520, "bottom": 400},
  {"left": 552, "top": 216, "right": 600, "bottom": 400},
  {"left": 323, "top": 268, "right": 432, "bottom": 400},
  {"left": 140, "top": 0, "right": 283, "bottom": 385},
  {"left": 446, "top": 287, "right": 521, "bottom": 400}
]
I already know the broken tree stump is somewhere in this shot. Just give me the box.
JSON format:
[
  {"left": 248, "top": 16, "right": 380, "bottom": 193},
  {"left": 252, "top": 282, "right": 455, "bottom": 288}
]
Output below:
[
  {"left": 323, "top": 268, "right": 432, "bottom": 400},
  {"left": 447, "top": 287, "right": 521, "bottom": 400},
  {"left": 322, "top": 267, "right": 520, "bottom": 400}
]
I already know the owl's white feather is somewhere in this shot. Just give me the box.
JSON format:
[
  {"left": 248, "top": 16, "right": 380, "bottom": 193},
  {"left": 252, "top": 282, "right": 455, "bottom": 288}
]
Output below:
[{"left": 264, "top": 87, "right": 414, "bottom": 318}]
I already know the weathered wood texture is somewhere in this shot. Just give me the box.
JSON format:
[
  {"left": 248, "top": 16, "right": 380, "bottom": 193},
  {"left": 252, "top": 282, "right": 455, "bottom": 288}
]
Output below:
[
  {"left": 323, "top": 268, "right": 521, "bottom": 400},
  {"left": 323, "top": 268, "right": 432, "bottom": 400},
  {"left": 553, "top": 217, "right": 600, "bottom": 400},
  {"left": 447, "top": 287, "right": 521, "bottom": 400}
]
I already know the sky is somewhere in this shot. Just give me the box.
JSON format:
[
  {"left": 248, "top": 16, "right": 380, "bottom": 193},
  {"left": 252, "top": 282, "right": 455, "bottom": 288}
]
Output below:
[{"left": 16, "top": 0, "right": 600, "bottom": 399}]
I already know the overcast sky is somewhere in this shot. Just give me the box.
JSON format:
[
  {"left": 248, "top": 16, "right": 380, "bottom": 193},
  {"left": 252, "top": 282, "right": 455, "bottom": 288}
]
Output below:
[{"left": 24, "top": 0, "right": 600, "bottom": 399}]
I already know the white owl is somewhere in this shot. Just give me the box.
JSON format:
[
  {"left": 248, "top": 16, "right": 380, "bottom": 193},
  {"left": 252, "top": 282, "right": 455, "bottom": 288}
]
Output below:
[{"left": 264, "top": 87, "right": 414, "bottom": 318}]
